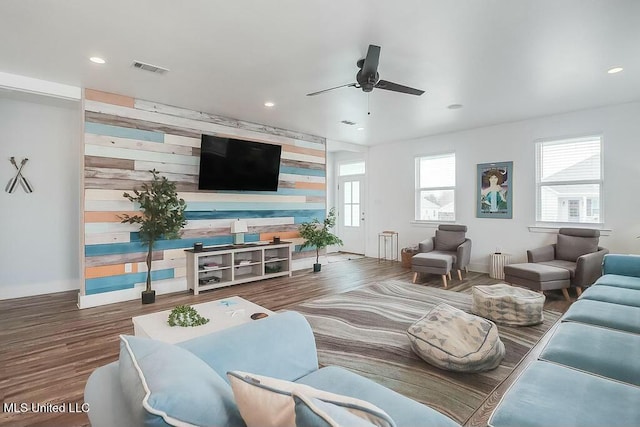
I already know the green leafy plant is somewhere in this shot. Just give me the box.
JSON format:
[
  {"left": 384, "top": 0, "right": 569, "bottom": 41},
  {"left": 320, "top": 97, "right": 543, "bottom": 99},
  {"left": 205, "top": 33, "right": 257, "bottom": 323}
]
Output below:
[
  {"left": 121, "top": 170, "right": 187, "bottom": 300},
  {"left": 167, "top": 305, "right": 210, "bottom": 327},
  {"left": 298, "top": 207, "right": 343, "bottom": 267}
]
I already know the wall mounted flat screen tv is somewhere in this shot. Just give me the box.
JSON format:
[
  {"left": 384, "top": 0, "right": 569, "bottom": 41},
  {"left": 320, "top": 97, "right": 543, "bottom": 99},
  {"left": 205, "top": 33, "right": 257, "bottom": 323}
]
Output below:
[{"left": 198, "top": 135, "right": 282, "bottom": 191}]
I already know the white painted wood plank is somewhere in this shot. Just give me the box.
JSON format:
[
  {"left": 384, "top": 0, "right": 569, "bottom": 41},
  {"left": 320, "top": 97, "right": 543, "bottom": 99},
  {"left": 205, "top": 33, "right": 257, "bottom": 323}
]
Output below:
[
  {"left": 86, "top": 100, "right": 299, "bottom": 148},
  {"left": 134, "top": 160, "right": 199, "bottom": 175},
  {"left": 137, "top": 258, "right": 185, "bottom": 272},
  {"left": 164, "top": 134, "right": 200, "bottom": 148},
  {"left": 85, "top": 167, "right": 198, "bottom": 183},
  {"left": 163, "top": 248, "right": 188, "bottom": 260},
  {"left": 85, "top": 144, "right": 199, "bottom": 166},
  {"left": 176, "top": 191, "right": 305, "bottom": 203},
  {"left": 294, "top": 139, "right": 326, "bottom": 151},
  {"left": 84, "top": 133, "right": 193, "bottom": 155},
  {"left": 280, "top": 173, "right": 326, "bottom": 183},
  {"left": 85, "top": 189, "right": 126, "bottom": 201},
  {"left": 85, "top": 232, "right": 131, "bottom": 245},
  {"left": 85, "top": 222, "right": 139, "bottom": 233},
  {"left": 85, "top": 200, "right": 136, "bottom": 211},
  {"left": 134, "top": 99, "right": 324, "bottom": 145}
]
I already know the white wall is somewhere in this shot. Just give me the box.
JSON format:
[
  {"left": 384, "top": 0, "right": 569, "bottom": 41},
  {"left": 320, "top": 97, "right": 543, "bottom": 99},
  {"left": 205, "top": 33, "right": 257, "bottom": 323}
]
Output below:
[
  {"left": 0, "top": 91, "right": 81, "bottom": 299},
  {"left": 365, "top": 102, "right": 640, "bottom": 272}
]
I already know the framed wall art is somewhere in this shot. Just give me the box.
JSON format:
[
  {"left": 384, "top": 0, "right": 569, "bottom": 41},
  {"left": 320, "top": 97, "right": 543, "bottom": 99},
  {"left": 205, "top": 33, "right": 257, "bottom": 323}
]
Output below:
[{"left": 477, "top": 161, "right": 513, "bottom": 219}]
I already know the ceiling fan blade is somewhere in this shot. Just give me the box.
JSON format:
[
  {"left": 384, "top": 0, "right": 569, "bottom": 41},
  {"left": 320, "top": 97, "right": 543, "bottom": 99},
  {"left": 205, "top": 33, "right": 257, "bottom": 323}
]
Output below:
[
  {"left": 306, "top": 83, "right": 356, "bottom": 96},
  {"left": 375, "top": 80, "right": 424, "bottom": 96},
  {"left": 361, "top": 45, "right": 381, "bottom": 77}
]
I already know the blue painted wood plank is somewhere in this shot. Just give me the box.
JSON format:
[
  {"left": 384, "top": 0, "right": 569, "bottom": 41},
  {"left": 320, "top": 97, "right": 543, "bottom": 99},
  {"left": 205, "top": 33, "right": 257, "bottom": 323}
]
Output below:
[
  {"left": 85, "top": 121, "right": 164, "bottom": 143},
  {"left": 85, "top": 234, "right": 262, "bottom": 257},
  {"left": 185, "top": 202, "right": 325, "bottom": 211},
  {"left": 279, "top": 166, "right": 326, "bottom": 177},
  {"left": 184, "top": 209, "right": 326, "bottom": 221},
  {"left": 215, "top": 188, "right": 326, "bottom": 197},
  {"left": 85, "top": 268, "right": 175, "bottom": 295}
]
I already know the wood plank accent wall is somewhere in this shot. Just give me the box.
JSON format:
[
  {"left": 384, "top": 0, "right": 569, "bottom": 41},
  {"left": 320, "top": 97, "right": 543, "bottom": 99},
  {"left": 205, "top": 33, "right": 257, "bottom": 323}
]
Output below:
[{"left": 82, "top": 89, "right": 325, "bottom": 297}]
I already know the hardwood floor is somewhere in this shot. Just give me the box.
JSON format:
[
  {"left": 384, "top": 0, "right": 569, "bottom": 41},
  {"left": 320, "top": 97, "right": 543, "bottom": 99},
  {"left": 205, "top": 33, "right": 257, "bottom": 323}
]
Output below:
[{"left": 0, "top": 257, "right": 573, "bottom": 426}]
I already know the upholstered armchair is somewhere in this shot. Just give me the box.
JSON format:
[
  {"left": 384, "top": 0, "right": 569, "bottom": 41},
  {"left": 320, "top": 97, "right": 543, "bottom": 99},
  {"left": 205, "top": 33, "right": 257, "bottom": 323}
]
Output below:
[
  {"left": 412, "top": 225, "right": 472, "bottom": 286},
  {"left": 527, "top": 228, "right": 608, "bottom": 295}
]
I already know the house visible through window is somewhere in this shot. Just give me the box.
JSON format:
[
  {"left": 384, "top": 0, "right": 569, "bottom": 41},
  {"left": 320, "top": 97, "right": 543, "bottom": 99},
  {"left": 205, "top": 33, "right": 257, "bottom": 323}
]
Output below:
[
  {"left": 415, "top": 153, "right": 455, "bottom": 221},
  {"left": 535, "top": 136, "right": 602, "bottom": 224}
]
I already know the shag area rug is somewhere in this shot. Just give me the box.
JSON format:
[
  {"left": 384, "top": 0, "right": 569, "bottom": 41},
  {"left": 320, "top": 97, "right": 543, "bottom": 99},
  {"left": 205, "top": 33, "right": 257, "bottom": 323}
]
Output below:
[{"left": 285, "top": 280, "right": 561, "bottom": 424}]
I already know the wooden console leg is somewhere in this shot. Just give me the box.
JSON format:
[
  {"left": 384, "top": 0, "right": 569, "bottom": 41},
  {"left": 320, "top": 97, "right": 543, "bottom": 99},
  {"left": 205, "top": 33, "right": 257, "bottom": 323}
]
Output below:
[
  {"left": 412, "top": 272, "right": 418, "bottom": 284},
  {"left": 442, "top": 275, "right": 448, "bottom": 288},
  {"left": 561, "top": 288, "right": 571, "bottom": 301},
  {"left": 576, "top": 287, "right": 583, "bottom": 297},
  {"left": 457, "top": 269, "right": 463, "bottom": 280}
]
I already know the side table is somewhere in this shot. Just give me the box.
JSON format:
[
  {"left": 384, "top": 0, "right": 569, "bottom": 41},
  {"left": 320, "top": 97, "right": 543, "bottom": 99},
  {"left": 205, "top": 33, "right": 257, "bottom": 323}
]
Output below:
[
  {"left": 378, "top": 231, "right": 399, "bottom": 262},
  {"left": 489, "top": 253, "right": 511, "bottom": 280}
]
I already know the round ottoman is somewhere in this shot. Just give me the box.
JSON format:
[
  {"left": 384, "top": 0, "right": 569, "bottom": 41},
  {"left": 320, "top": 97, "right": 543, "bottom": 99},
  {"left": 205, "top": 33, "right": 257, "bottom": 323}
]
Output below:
[
  {"left": 471, "top": 283, "right": 545, "bottom": 326},
  {"left": 407, "top": 303, "right": 505, "bottom": 372}
]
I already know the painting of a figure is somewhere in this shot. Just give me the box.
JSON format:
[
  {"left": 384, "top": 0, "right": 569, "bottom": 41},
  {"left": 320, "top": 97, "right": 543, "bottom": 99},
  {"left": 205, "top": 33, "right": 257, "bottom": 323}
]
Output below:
[{"left": 477, "top": 161, "right": 513, "bottom": 218}]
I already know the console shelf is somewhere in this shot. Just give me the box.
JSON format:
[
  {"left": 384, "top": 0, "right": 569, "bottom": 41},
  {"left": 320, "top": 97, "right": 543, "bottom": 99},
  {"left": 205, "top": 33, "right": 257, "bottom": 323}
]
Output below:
[{"left": 185, "top": 242, "right": 292, "bottom": 295}]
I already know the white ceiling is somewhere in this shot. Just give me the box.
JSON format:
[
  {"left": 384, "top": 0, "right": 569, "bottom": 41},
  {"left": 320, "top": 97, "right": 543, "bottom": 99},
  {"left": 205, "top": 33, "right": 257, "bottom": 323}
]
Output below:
[{"left": 1, "top": 0, "right": 639, "bottom": 146}]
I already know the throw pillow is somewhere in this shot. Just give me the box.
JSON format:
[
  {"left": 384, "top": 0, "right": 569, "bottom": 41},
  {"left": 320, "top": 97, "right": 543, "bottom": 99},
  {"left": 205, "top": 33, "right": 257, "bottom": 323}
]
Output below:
[
  {"left": 434, "top": 230, "right": 466, "bottom": 252},
  {"left": 293, "top": 391, "right": 376, "bottom": 427},
  {"left": 118, "top": 335, "right": 244, "bottom": 427},
  {"left": 227, "top": 370, "right": 396, "bottom": 427}
]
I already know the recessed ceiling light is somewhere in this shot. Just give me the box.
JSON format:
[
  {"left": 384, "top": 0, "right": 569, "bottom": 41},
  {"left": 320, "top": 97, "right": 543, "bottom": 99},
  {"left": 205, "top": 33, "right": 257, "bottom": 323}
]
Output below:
[
  {"left": 607, "top": 67, "right": 623, "bottom": 74},
  {"left": 357, "top": 127, "right": 364, "bottom": 131},
  {"left": 447, "top": 104, "right": 463, "bottom": 110},
  {"left": 264, "top": 102, "right": 275, "bottom": 107},
  {"left": 89, "top": 57, "right": 106, "bottom": 64}
]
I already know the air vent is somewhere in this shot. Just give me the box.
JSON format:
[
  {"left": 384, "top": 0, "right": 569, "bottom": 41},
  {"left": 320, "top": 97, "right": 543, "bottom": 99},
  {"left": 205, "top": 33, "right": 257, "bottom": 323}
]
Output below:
[
  {"left": 132, "top": 61, "right": 170, "bottom": 74},
  {"left": 341, "top": 120, "right": 357, "bottom": 126}
]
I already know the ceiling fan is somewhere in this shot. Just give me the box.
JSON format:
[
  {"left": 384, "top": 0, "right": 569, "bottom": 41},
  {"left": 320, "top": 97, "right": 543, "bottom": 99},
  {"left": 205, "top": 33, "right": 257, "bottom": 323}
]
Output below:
[{"left": 306, "top": 44, "right": 424, "bottom": 97}]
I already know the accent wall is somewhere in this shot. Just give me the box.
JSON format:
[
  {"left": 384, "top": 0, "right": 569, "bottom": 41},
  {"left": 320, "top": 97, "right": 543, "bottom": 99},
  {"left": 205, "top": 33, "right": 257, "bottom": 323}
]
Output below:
[{"left": 80, "top": 89, "right": 326, "bottom": 308}]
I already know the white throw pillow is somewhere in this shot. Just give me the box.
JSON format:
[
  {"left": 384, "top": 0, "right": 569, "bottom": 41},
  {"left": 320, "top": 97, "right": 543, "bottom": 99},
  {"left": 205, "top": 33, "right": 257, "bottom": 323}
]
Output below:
[
  {"left": 292, "top": 391, "right": 377, "bottom": 427},
  {"left": 227, "top": 371, "right": 396, "bottom": 427}
]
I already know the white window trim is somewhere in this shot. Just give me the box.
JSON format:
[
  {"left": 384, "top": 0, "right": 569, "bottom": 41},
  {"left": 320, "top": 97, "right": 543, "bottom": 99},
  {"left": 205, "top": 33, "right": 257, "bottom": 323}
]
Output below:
[
  {"left": 414, "top": 152, "right": 456, "bottom": 223},
  {"left": 534, "top": 135, "right": 604, "bottom": 225}
]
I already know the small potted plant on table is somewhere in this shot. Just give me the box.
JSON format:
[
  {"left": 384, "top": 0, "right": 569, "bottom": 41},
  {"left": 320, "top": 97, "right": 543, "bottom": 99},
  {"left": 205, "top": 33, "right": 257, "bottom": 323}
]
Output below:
[{"left": 298, "top": 208, "right": 343, "bottom": 272}]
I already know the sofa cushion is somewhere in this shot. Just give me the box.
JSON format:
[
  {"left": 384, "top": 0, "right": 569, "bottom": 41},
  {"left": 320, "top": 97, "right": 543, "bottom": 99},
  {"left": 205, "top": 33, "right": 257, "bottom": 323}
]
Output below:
[
  {"left": 296, "top": 366, "right": 460, "bottom": 427},
  {"left": 594, "top": 274, "right": 640, "bottom": 290},
  {"left": 293, "top": 392, "right": 376, "bottom": 427},
  {"left": 488, "top": 361, "right": 640, "bottom": 427},
  {"left": 434, "top": 230, "right": 466, "bottom": 252},
  {"left": 539, "top": 322, "right": 640, "bottom": 386},
  {"left": 556, "top": 234, "right": 598, "bottom": 262},
  {"left": 579, "top": 284, "right": 640, "bottom": 308},
  {"left": 227, "top": 370, "right": 395, "bottom": 427},
  {"left": 118, "top": 335, "right": 244, "bottom": 427},
  {"left": 561, "top": 299, "right": 640, "bottom": 334}
]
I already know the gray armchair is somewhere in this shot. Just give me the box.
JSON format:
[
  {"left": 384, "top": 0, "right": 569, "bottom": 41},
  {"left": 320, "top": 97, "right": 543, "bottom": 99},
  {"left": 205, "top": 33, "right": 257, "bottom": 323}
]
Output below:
[
  {"left": 527, "top": 228, "right": 608, "bottom": 295},
  {"left": 412, "top": 225, "right": 472, "bottom": 286}
]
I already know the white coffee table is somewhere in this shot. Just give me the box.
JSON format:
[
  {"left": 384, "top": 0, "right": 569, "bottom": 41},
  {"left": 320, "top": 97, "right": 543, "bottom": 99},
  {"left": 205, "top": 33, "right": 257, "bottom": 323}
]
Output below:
[{"left": 131, "top": 296, "right": 274, "bottom": 344}]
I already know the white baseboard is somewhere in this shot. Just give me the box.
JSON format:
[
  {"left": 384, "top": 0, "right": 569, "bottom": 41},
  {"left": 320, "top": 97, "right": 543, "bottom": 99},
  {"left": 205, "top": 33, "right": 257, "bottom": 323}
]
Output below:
[
  {"left": 77, "top": 277, "right": 187, "bottom": 309},
  {"left": 0, "top": 279, "right": 80, "bottom": 300}
]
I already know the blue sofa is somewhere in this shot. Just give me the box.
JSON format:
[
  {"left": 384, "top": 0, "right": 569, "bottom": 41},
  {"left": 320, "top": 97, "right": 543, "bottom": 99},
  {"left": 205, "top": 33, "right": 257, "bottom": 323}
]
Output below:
[
  {"left": 84, "top": 310, "right": 459, "bottom": 427},
  {"left": 489, "top": 254, "right": 640, "bottom": 427}
]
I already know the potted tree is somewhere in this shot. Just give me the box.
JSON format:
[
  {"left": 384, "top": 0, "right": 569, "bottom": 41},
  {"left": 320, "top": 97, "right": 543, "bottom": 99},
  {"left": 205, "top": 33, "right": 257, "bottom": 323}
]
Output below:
[
  {"left": 121, "top": 169, "right": 187, "bottom": 304},
  {"left": 298, "top": 208, "right": 343, "bottom": 272}
]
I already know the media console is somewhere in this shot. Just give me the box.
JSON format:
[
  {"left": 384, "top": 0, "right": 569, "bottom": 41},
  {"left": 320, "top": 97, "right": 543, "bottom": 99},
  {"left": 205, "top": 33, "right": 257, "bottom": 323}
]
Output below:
[{"left": 184, "top": 241, "right": 293, "bottom": 295}]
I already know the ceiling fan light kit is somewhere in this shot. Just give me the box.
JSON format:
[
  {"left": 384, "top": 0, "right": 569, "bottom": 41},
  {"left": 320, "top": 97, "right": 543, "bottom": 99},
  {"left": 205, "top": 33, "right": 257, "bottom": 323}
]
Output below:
[{"left": 307, "top": 44, "right": 424, "bottom": 97}]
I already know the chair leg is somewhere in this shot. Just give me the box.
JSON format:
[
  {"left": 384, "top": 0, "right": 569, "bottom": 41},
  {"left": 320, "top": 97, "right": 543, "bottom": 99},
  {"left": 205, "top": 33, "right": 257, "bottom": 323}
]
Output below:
[
  {"left": 457, "top": 269, "right": 463, "bottom": 280},
  {"left": 412, "top": 272, "right": 418, "bottom": 284},
  {"left": 447, "top": 271, "right": 452, "bottom": 280},
  {"left": 576, "top": 287, "right": 583, "bottom": 297},
  {"left": 442, "top": 275, "right": 448, "bottom": 288},
  {"left": 465, "top": 267, "right": 468, "bottom": 273},
  {"left": 561, "top": 288, "right": 571, "bottom": 301}
]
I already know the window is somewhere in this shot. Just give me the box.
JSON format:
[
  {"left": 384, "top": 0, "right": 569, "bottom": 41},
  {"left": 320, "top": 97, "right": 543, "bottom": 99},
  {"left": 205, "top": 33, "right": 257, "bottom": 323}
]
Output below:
[
  {"left": 339, "top": 161, "right": 365, "bottom": 176},
  {"left": 535, "top": 136, "right": 602, "bottom": 224},
  {"left": 342, "top": 180, "right": 360, "bottom": 227},
  {"left": 415, "top": 153, "right": 455, "bottom": 221}
]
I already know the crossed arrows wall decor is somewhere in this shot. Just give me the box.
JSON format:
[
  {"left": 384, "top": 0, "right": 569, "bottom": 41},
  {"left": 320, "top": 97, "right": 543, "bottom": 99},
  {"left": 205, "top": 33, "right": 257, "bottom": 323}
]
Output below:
[{"left": 5, "top": 157, "right": 33, "bottom": 193}]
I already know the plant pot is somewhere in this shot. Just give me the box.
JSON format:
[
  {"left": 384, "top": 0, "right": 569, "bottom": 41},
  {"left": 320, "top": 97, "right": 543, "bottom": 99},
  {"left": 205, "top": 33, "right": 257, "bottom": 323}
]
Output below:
[
  {"left": 313, "top": 263, "right": 321, "bottom": 272},
  {"left": 141, "top": 290, "right": 156, "bottom": 304}
]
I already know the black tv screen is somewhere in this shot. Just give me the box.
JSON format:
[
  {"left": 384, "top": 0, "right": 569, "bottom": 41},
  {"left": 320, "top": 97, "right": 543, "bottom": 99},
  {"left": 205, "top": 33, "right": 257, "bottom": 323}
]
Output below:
[{"left": 198, "top": 135, "right": 282, "bottom": 191}]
